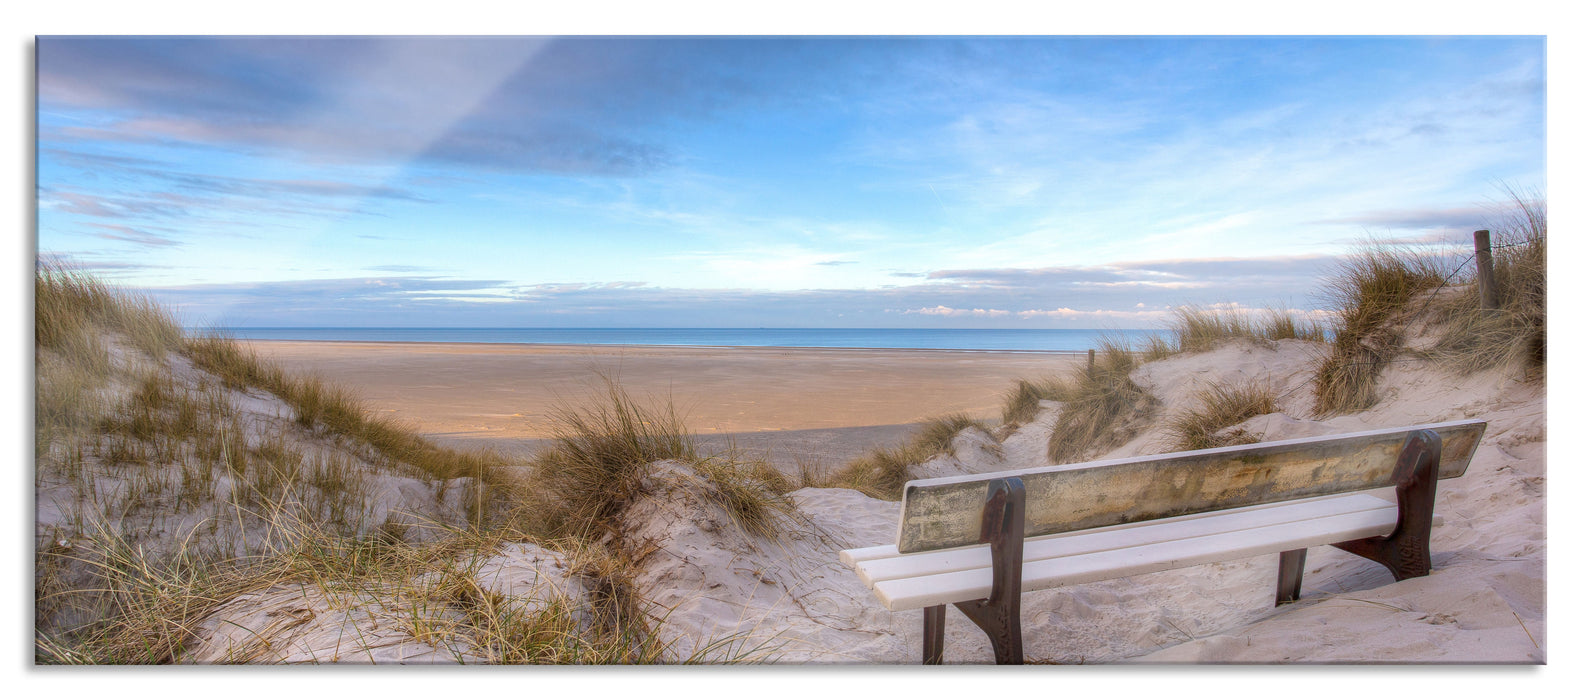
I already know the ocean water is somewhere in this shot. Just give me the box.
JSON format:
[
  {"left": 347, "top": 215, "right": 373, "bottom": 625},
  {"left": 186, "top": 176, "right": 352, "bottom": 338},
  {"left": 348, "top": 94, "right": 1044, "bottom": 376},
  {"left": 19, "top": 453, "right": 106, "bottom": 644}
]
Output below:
[{"left": 202, "top": 327, "right": 1160, "bottom": 353}]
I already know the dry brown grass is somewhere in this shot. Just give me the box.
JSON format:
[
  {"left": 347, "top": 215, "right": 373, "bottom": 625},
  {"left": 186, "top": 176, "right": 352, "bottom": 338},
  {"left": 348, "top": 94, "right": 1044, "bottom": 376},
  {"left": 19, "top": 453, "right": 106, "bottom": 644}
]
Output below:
[
  {"left": 1167, "top": 306, "right": 1327, "bottom": 355},
  {"left": 693, "top": 454, "right": 798, "bottom": 539},
  {"left": 1428, "top": 188, "right": 1546, "bottom": 377},
  {"left": 1044, "top": 338, "right": 1160, "bottom": 464},
  {"left": 520, "top": 376, "right": 797, "bottom": 543},
  {"left": 1312, "top": 245, "right": 1446, "bottom": 415},
  {"left": 33, "top": 265, "right": 524, "bottom": 663},
  {"left": 1136, "top": 334, "right": 1176, "bottom": 363},
  {"left": 184, "top": 334, "right": 501, "bottom": 482},
  {"left": 1259, "top": 309, "right": 1328, "bottom": 343},
  {"left": 1170, "top": 306, "right": 1257, "bottom": 353},
  {"left": 1002, "top": 379, "right": 1061, "bottom": 425},
  {"left": 37, "top": 515, "right": 763, "bottom": 665},
  {"left": 520, "top": 377, "right": 697, "bottom": 540},
  {"left": 1164, "top": 380, "right": 1278, "bottom": 452},
  {"left": 822, "top": 413, "right": 993, "bottom": 500}
]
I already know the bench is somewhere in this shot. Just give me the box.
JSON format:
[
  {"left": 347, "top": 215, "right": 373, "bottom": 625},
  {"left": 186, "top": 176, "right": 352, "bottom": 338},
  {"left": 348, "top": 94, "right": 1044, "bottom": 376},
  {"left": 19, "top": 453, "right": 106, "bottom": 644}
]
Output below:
[{"left": 840, "top": 419, "right": 1487, "bottom": 664}]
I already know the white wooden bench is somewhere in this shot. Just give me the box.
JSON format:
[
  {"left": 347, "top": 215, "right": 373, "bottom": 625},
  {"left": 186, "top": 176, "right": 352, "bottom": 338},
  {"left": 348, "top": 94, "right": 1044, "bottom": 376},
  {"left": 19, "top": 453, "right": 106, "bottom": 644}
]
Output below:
[{"left": 840, "top": 419, "right": 1487, "bottom": 663}]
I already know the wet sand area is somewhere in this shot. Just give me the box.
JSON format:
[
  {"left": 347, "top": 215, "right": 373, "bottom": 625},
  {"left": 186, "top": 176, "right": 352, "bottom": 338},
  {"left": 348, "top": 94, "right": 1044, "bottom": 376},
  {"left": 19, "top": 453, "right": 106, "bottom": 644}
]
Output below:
[{"left": 245, "top": 341, "right": 1083, "bottom": 471}]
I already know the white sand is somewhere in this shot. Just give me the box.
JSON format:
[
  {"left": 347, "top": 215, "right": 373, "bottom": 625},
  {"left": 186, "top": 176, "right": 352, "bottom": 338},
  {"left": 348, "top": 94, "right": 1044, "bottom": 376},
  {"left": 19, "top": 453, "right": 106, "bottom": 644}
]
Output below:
[
  {"left": 176, "top": 336, "right": 1545, "bottom": 663},
  {"left": 620, "top": 338, "right": 1546, "bottom": 663}
]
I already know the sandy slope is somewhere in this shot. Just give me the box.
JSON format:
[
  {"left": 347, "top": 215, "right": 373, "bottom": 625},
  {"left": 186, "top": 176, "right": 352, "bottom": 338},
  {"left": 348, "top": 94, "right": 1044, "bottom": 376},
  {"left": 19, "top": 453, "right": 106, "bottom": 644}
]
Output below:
[
  {"left": 620, "top": 338, "right": 1546, "bottom": 663},
  {"left": 178, "top": 337, "right": 1545, "bottom": 663}
]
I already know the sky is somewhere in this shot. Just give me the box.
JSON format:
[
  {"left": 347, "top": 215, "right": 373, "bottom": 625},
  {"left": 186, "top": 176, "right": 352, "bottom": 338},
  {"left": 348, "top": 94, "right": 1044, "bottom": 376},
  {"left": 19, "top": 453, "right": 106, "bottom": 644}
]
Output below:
[{"left": 35, "top": 35, "right": 1547, "bottom": 329}]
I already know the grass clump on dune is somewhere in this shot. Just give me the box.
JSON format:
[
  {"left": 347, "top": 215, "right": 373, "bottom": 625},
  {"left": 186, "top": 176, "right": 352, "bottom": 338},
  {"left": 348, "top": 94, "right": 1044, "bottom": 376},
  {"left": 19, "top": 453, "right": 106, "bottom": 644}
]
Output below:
[
  {"left": 522, "top": 377, "right": 796, "bottom": 541},
  {"left": 1044, "top": 338, "right": 1160, "bottom": 464},
  {"left": 1258, "top": 309, "right": 1328, "bottom": 343},
  {"left": 1428, "top": 189, "right": 1546, "bottom": 377},
  {"left": 36, "top": 261, "right": 184, "bottom": 360},
  {"left": 998, "top": 336, "right": 1163, "bottom": 464},
  {"left": 1164, "top": 380, "right": 1278, "bottom": 452},
  {"left": 522, "top": 377, "right": 697, "bottom": 540},
  {"left": 1170, "top": 306, "right": 1257, "bottom": 353},
  {"left": 1312, "top": 245, "right": 1446, "bottom": 415},
  {"left": 693, "top": 455, "right": 798, "bottom": 539},
  {"left": 515, "top": 378, "right": 799, "bottom": 652},
  {"left": 823, "top": 413, "right": 992, "bottom": 500},
  {"left": 1166, "top": 306, "right": 1327, "bottom": 355},
  {"left": 35, "top": 263, "right": 184, "bottom": 455},
  {"left": 1002, "top": 378, "right": 1062, "bottom": 425}
]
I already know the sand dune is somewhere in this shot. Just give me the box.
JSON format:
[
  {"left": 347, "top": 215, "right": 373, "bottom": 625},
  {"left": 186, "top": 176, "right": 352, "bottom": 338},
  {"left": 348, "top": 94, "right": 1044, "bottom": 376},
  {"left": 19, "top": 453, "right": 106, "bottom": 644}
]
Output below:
[{"left": 197, "top": 336, "right": 1545, "bottom": 663}]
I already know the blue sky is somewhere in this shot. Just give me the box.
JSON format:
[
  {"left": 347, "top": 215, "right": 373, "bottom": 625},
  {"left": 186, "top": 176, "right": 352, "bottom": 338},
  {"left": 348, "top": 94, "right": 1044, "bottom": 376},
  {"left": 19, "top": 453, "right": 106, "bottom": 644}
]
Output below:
[{"left": 36, "top": 35, "right": 1546, "bottom": 329}]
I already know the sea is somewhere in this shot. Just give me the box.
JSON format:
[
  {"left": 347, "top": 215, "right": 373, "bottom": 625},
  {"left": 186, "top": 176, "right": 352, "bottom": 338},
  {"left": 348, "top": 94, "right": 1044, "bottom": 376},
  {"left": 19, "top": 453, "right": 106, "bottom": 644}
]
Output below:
[{"left": 202, "top": 328, "right": 1161, "bottom": 354}]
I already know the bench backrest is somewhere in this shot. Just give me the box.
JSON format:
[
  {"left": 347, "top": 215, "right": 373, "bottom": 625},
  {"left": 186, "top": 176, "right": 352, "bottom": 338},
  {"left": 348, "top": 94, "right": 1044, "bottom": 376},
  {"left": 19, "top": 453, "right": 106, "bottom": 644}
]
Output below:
[{"left": 896, "top": 419, "right": 1486, "bottom": 553}]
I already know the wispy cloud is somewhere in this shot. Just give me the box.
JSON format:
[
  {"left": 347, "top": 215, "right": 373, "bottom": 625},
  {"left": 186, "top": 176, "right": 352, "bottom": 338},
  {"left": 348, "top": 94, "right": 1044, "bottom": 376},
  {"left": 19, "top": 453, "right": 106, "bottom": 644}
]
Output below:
[
  {"left": 136, "top": 249, "right": 1357, "bottom": 329},
  {"left": 87, "top": 223, "right": 182, "bottom": 248},
  {"left": 1310, "top": 206, "right": 1491, "bottom": 231}
]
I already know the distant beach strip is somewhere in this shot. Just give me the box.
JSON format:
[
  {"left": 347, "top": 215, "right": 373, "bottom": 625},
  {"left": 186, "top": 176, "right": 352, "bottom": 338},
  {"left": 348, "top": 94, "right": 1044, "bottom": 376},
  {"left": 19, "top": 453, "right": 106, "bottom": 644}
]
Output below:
[{"left": 193, "top": 327, "right": 1160, "bottom": 353}]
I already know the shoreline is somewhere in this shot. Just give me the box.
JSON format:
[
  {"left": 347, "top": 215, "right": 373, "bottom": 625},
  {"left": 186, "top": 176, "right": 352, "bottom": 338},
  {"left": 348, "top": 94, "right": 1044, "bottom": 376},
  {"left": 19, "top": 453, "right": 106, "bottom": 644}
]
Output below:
[{"left": 235, "top": 337, "right": 1096, "bottom": 355}]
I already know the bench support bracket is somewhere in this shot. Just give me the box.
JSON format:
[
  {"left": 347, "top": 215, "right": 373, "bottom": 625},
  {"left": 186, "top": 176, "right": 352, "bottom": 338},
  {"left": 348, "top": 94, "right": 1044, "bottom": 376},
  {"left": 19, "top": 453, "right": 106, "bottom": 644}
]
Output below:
[
  {"left": 923, "top": 477, "right": 1026, "bottom": 664},
  {"left": 1332, "top": 429, "right": 1442, "bottom": 582}
]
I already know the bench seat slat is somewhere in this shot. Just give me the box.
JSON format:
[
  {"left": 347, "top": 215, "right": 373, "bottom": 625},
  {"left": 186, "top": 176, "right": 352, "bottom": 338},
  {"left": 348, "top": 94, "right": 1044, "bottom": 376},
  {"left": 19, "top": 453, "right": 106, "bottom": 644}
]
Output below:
[
  {"left": 868, "top": 501, "right": 1406, "bottom": 611},
  {"left": 853, "top": 493, "right": 1397, "bottom": 587}
]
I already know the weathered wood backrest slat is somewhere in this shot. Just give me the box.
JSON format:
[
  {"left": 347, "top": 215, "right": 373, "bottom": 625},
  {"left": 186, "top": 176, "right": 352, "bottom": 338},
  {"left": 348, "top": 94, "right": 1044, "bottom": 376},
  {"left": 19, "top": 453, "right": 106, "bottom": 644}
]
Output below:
[{"left": 896, "top": 419, "right": 1485, "bottom": 553}]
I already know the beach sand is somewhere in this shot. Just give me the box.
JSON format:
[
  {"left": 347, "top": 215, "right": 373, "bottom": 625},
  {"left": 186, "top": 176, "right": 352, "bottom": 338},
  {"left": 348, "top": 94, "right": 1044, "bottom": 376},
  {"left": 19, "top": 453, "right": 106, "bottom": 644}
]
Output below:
[
  {"left": 179, "top": 335, "right": 1543, "bottom": 663},
  {"left": 245, "top": 340, "right": 1083, "bottom": 470}
]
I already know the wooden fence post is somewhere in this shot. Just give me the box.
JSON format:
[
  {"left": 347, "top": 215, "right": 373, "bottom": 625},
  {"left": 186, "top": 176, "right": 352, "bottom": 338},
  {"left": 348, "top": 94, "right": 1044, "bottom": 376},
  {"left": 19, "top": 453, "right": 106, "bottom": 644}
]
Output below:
[
  {"left": 1474, "top": 229, "right": 1498, "bottom": 311},
  {"left": 1087, "top": 348, "right": 1095, "bottom": 375}
]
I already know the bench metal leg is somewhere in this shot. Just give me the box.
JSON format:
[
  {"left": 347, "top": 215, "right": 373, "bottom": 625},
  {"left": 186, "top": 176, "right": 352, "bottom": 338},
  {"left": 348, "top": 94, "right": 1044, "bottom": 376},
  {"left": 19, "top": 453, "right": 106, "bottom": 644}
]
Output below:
[
  {"left": 941, "top": 477, "right": 1026, "bottom": 664},
  {"left": 923, "top": 605, "right": 946, "bottom": 664},
  {"left": 1333, "top": 429, "right": 1442, "bottom": 581},
  {"left": 1276, "top": 548, "right": 1307, "bottom": 604}
]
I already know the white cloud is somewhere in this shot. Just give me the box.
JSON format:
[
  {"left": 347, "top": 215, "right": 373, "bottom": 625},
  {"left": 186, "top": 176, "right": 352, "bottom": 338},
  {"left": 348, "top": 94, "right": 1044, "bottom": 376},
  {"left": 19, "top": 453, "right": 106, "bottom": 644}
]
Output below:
[{"left": 903, "top": 306, "right": 1012, "bottom": 318}]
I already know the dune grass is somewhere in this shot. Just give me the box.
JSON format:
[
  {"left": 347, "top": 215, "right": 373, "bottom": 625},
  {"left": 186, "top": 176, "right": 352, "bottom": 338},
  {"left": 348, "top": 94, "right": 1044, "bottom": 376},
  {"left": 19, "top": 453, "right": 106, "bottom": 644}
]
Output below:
[
  {"left": 1165, "top": 306, "right": 1327, "bottom": 355},
  {"left": 1427, "top": 189, "right": 1546, "bottom": 377},
  {"left": 510, "top": 380, "right": 801, "bottom": 653},
  {"left": 521, "top": 376, "right": 797, "bottom": 542},
  {"left": 36, "top": 266, "right": 796, "bottom": 664},
  {"left": 693, "top": 455, "right": 798, "bottom": 539},
  {"left": 1164, "top": 380, "right": 1278, "bottom": 452},
  {"left": 822, "top": 413, "right": 992, "bottom": 500},
  {"left": 1136, "top": 334, "right": 1176, "bottom": 363},
  {"left": 184, "top": 334, "right": 501, "bottom": 482},
  {"left": 38, "top": 514, "right": 757, "bottom": 664},
  {"left": 521, "top": 378, "right": 698, "bottom": 540},
  {"left": 1043, "top": 338, "right": 1160, "bottom": 464},
  {"left": 1170, "top": 306, "right": 1257, "bottom": 353},
  {"left": 998, "top": 335, "right": 1167, "bottom": 464},
  {"left": 1312, "top": 245, "right": 1448, "bottom": 415},
  {"left": 35, "top": 263, "right": 183, "bottom": 457},
  {"left": 34, "top": 266, "right": 513, "bottom": 662},
  {"left": 1002, "top": 378, "right": 1061, "bottom": 425},
  {"left": 1258, "top": 309, "right": 1329, "bottom": 343}
]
